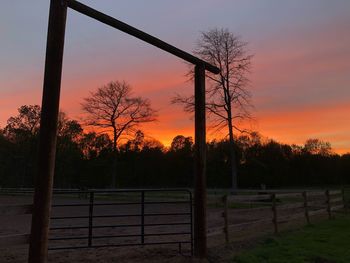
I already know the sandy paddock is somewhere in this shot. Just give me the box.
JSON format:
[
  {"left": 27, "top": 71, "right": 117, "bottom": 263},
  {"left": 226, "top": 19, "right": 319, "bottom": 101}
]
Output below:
[{"left": 0, "top": 193, "right": 317, "bottom": 262}]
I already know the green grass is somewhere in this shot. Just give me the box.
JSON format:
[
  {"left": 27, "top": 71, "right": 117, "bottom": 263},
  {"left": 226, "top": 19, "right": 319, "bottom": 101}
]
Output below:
[{"left": 233, "top": 214, "right": 350, "bottom": 263}]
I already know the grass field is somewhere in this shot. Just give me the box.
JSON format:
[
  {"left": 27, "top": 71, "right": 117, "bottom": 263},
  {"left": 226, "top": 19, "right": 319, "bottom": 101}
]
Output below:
[{"left": 233, "top": 213, "right": 350, "bottom": 263}]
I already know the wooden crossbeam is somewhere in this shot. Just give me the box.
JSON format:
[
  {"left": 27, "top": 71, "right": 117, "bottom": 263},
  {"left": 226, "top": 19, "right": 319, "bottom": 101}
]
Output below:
[{"left": 67, "top": 0, "right": 220, "bottom": 74}]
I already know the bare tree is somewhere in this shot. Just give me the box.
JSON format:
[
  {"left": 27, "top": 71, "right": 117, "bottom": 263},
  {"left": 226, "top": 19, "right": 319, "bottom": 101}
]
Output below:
[
  {"left": 173, "top": 28, "right": 253, "bottom": 190},
  {"left": 82, "top": 81, "right": 156, "bottom": 150},
  {"left": 303, "top": 139, "right": 333, "bottom": 156},
  {"left": 4, "top": 105, "right": 41, "bottom": 140},
  {"left": 81, "top": 81, "right": 156, "bottom": 186}
]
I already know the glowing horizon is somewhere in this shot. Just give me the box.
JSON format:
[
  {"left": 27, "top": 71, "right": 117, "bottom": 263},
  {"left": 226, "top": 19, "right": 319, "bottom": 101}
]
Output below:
[{"left": 1, "top": 0, "right": 350, "bottom": 154}]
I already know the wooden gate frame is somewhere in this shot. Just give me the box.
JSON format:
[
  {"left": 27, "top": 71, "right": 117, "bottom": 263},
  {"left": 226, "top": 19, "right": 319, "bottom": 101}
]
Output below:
[{"left": 28, "top": 1, "right": 220, "bottom": 262}]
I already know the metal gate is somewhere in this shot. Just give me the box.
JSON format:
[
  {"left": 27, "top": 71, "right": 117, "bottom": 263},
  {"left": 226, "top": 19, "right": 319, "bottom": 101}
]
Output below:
[{"left": 49, "top": 189, "right": 193, "bottom": 255}]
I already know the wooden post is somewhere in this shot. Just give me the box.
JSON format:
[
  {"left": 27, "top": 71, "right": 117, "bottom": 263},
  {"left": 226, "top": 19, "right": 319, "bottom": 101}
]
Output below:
[
  {"left": 302, "top": 191, "right": 310, "bottom": 225},
  {"left": 28, "top": 1, "right": 67, "bottom": 262},
  {"left": 271, "top": 193, "right": 278, "bottom": 234},
  {"left": 325, "top": 190, "right": 331, "bottom": 219},
  {"left": 341, "top": 188, "right": 346, "bottom": 211},
  {"left": 193, "top": 63, "right": 207, "bottom": 258},
  {"left": 222, "top": 195, "right": 229, "bottom": 244},
  {"left": 88, "top": 192, "right": 94, "bottom": 247}
]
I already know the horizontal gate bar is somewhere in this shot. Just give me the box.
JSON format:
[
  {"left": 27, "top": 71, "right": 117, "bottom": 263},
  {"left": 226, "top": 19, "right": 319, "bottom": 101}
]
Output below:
[
  {"left": 50, "top": 222, "right": 191, "bottom": 230},
  {"left": 49, "top": 232, "right": 191, "bottom": 241},
  {"left": 51, "top": 212, "right": 191, "bottom": 220},
  {"left": 52, "top": 200, "right": 190, "bottom": 207},
  {"left": 67, "top": 0, "right": 220, "bottom": 74},
  {"left": 49, "top": 241, "right": 191, "bottom": 250}
]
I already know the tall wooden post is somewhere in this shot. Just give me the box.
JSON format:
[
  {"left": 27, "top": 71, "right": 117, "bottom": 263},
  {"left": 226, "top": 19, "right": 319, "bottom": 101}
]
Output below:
[
  {"left": 325, "top": 190, "right": 331, "bottom": 219},
  {"left": 223, "top": 195, "right": 229, "bottom": 244},
  {"left": 341, "top": 188, "right": 346, "bottom": 211},
  {"left": 28, "top": 1, "right": 67, "bottom": 262},
  {"left": 193, "top": 63, "right": 207, "bottom": 258},
  {"left": 271, "top": 193, "right": 278, "bottom": 234},
  {"left": 302, "top": 191, "right": 310, "bottom": 225}
]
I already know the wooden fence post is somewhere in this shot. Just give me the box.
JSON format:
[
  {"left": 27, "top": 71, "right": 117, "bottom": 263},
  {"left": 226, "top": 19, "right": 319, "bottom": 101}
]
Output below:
[
  {"left": 325, "top": 190, "right": 331, "bottom": 219},
  {"left": 302, "top": 191, "right": 310, "bottom": 225},
  {"left": 341, "top": 188, "right": 347, "bottom": 211},
  {"left": 271, "top": 193, "right": 278, "bottom": 234},
  {"left": 222, "top": 195, "right": 229, "bottom": 244}
]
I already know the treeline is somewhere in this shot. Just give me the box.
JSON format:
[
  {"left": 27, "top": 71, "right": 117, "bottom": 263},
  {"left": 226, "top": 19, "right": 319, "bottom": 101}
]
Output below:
[{"left": 0, "top": 105, "right": 349, "bottom": 189}]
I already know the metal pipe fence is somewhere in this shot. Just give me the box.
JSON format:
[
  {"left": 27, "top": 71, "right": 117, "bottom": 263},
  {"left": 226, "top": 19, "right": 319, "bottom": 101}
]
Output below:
[{"left": 47, "top": 189, "right": 193, "bottom": 255}]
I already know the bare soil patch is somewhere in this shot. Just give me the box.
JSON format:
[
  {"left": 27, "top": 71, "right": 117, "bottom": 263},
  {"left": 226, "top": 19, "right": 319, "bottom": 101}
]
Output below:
[{"left": 0, "top": 194, "right": 327, "bottom": 262}]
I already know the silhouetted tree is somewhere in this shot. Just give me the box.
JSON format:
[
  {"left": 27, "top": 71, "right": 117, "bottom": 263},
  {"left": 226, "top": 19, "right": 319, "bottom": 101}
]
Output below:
[
  {"left": 3, "top": 105, "right": 42, "bottom": 186},
  {"left": 79, "top": 132, "right": 113, "bottom": 159},
  {"left": 4, "top": 105, "right": 41, "bottom": 141},
  {"left": 173, "top": 28, "right": 253, "bottom": 190},
  {"left": 143, "top": 138, "right": 164, "bottom": 151},
  {"left": 303, "top": 138, "right": 332, "bottom": 156},
  {"left": 2, "top": 105, "right": 349, "bottom": 189},
  {"left": 124, "top": 130, "right": 145, "bottom": 152},
  {"left": 170, "top": 135, "right": 193, "bottom": 153},
  {"left": 57, "top": 112, "right": 83, "bottom": 140},
  {"left": 81, "top": 81, "right": 157, "bottom": 151},
  {"left": 0, "top": 128, "right": 16, "bottom": 186},
  {"left": 2, "top": 105, "right": 89, "bottom": 187},
  {"left": 54, "top": 113, "right": 86, "bottom": 187},
  {"left": 81, "top": 81, "right": 157, "bottom": 187}
]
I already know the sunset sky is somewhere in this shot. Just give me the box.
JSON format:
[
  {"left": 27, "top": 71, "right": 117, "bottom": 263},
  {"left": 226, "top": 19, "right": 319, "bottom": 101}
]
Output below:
[{"left": 1, "top": 1, "right": 350, "bottom": 153}]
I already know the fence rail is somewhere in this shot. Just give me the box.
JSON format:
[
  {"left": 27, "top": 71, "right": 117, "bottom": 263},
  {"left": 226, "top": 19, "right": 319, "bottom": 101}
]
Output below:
[{"left": 209, "top": 188, "right": 347, "bottom": 243}]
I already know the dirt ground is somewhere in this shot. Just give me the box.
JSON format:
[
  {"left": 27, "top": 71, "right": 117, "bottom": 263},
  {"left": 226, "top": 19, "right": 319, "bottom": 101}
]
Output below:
[{"left": 0, "top": 193, "right": 325, "bottom": 263}]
